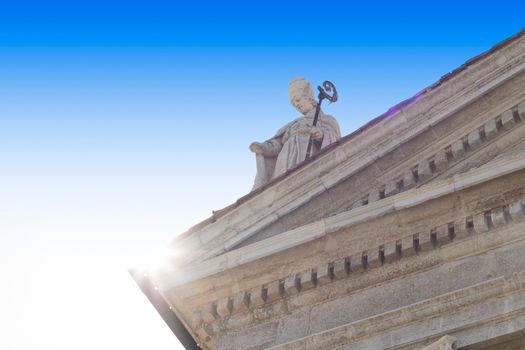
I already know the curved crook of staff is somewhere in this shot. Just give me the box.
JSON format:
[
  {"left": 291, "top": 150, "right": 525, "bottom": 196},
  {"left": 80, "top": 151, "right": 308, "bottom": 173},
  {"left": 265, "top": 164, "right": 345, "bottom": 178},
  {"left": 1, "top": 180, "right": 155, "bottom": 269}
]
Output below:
[{"left": 305, "top": 80, "right": 338, "bottom": 159}]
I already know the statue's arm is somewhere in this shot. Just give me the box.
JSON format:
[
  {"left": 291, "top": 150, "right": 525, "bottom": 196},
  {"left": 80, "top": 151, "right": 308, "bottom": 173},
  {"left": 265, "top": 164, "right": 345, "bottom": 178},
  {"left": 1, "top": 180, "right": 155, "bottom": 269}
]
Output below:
[
  {"left": 250, "top": 121, "right": 292, "bottom": 157},
  {"left": 262, "top": 137, "right": 282, "bottom": 156},
  {"left": 250, "top": 136, "right": 283, "bottom": 157}
]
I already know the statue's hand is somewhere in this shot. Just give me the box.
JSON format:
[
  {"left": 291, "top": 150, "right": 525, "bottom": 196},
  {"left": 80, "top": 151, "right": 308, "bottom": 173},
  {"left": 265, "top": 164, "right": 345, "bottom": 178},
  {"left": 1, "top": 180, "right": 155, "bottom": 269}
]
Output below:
[
  {"left": 311, "top": 126, "right": 323, "bottom": 141},
  {"left": 250, "top": 142, "right": 265, "bottom": 154}
]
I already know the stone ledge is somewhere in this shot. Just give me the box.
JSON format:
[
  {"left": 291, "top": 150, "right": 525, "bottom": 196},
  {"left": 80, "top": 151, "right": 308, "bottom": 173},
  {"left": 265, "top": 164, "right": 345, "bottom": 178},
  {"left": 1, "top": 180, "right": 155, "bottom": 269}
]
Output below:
[
  {"left": 347, "top": 101, "right": 524, "bottom": 211},
  {"left": 267, "top": 271, "right": 525, "bottom": 350},
  {"left": 158, "top": 153, "right": 525, "bottom": 290},
  {"left": 198, "top": 196, "right": 525, "bottom": 325}
]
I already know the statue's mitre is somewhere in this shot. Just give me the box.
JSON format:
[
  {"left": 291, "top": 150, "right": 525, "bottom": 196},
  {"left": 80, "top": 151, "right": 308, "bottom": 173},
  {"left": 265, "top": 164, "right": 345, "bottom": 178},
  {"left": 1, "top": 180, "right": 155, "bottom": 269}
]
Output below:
[{"left": 288, "top": 76, "right": 313, "bottom": 100}]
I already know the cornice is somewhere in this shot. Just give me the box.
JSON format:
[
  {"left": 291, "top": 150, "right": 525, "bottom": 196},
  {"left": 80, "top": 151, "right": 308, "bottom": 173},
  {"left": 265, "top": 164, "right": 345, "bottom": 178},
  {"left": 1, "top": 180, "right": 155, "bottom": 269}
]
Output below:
[
  {"left": 159, "top": 151, "right": 525, "bottom": 290},
  {"left": 173, "top": 35, "right": 525, "bottom": 265},
  {"left": 268, "top": 271, "right": 525, "bottom": 350}
]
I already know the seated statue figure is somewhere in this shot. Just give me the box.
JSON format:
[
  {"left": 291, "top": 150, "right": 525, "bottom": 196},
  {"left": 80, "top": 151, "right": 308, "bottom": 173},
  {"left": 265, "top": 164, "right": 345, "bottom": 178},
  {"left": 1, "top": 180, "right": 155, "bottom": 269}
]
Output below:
[{"left": 250, "top": 77, "right": 341, "bottom": 190}]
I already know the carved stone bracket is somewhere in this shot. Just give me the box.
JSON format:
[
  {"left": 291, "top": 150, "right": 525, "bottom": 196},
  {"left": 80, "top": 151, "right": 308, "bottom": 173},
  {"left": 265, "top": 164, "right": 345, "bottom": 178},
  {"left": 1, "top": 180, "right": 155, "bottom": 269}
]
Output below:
[{"left": 198, "top": 195, "right": 525, "bottom": 326}]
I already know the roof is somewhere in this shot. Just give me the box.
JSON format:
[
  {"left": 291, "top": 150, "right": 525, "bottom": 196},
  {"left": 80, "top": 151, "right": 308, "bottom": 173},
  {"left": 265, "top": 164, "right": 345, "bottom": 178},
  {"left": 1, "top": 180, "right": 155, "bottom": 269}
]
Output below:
[{"left": 178, "top": 28, "right": 525, "bottom": 239}]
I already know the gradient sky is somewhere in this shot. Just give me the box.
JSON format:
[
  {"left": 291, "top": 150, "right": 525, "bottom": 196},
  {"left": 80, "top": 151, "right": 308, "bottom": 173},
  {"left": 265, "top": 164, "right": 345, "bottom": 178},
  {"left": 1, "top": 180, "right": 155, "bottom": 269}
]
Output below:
[{"left": 0, "top": 1, "right": 524, "bottom": 349}]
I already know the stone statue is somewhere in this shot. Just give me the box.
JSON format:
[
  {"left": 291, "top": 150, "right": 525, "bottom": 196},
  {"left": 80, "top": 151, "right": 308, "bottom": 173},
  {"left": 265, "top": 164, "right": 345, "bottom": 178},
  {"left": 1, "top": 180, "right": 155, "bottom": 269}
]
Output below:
[{"left": 250, "top": 77, "right": 341, "bottom": 190}]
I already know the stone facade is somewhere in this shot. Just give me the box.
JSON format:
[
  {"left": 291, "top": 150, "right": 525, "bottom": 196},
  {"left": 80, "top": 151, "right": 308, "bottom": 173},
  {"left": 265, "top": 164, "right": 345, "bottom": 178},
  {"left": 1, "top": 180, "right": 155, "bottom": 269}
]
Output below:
[{"left": 132, "top": 29, "right": 525, "bottom": 350}]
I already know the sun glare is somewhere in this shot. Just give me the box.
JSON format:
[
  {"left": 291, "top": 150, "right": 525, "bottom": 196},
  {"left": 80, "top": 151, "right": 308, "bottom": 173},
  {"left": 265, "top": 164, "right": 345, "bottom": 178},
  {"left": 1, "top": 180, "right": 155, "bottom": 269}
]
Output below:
[{"left": 135, "top": 246, "right": 174, "bottom": 275}]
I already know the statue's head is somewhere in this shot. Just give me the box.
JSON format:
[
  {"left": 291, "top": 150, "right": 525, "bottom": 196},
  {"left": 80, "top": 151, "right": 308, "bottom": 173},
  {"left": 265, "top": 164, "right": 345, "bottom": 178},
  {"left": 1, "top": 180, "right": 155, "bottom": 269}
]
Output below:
[{"left": 288, "top": 77, "right": 317, "bottom": 115}]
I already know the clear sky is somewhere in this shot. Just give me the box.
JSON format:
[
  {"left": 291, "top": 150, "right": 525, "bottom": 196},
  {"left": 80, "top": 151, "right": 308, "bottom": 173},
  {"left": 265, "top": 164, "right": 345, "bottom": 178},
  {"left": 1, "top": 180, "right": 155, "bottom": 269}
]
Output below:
[{"left": 0, "top": 1, "right": 523, "bottom": 349}]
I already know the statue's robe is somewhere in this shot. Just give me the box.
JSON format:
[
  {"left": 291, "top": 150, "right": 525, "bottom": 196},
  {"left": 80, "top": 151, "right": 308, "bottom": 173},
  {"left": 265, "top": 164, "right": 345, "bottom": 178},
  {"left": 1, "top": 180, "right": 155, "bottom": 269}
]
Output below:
[{"left": 252, "top": 110, "right": 341, "bottom": 190}]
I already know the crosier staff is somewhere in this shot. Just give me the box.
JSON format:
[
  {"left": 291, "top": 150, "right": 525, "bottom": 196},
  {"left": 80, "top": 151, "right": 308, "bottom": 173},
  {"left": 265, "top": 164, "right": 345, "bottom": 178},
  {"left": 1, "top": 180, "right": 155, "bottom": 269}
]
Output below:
[{"left": 305, "top": 80, "right": 338, "bottom": 159}]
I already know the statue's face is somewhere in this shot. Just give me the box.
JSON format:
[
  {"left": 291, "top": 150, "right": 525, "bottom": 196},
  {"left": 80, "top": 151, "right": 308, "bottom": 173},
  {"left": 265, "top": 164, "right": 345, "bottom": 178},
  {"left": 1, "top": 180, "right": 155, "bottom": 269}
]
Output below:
[
  {"left": 292, "top": 94, "right": 315, "bottom": 115},
  {"left": 290, "top": 83, "right": 316, "bottom": 115}
]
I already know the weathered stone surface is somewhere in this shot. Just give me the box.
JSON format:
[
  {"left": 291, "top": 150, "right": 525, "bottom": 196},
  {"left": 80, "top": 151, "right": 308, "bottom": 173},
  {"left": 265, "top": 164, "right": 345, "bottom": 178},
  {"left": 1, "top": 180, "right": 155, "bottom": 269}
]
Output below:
[
  {"left": 367, "top": 248, "right": 382, "bottom": 268},
  {"left": 467, "top": 129, "right": 482, "bottom": 149},
  {"left": 385, "top": 181, "right": 399, "bottom": 197},
  {"left": 201, "top": 303, "right": 217, "bottom": 323},
  {"left": 266, "top": 280, "right": 283, "bottom": 301},
  {"left": 232, "top": 291, "right": 249, "bottom": 313},
  {"left": 418, "top": 230, "right": 433, "bottom": 251},
  {"left": 501, "top": 109, "right": 516, "bottom": 130},
  {"left": 456, "top": 216, "right": 475, "bottom": 241},
  {"left": 451, "top": 139, "right": 466, "bottom": 159},
  {"left": 195, "top": 327, "right": 212, "bottom": 343},
  {"left": 418, "top": 159, "right": 433, "bottom": 182},
  {"left": 434, "top": 224, "right": 450, "bottom": 247},
  {"left": 351, "top": 200, "right": 363, "bottom": 209},
  {"left": 383, "top": 240, "right": 399, "bottom": 264},
  {"left": 350, "top": 254, "right": 364, "bottom": 274},
  {"left": 434, "top": 149, "right": 448, "bottom": 172},
  {"left": 484, "top": 118, "right": 498, "bottom": 140},
  {"left": 192, "top": 311, "right": 202, "bottom": 327},
  {"left": 491, "top": 207, "right": 506, "bottom": 228},
  {"left": 446, "top": 222, "right": 456, "bottom": 241},
  {"left": 167, "top": 162, "right": 523, "bottom": 350},
  {"left": 250, "top": 286, "right": 266, "bottom": 307},
  {"left": 403, "top": 169, "right": 416, "bottom": 189},
  {"left": 214, "top": 320, "right": 278, "bottom": 350},
  {"left": 509, "top": 198, "right": 525, "bottom": 221},
  {"left": 299, "top": 270, "right": 316, "bottom": 291},
  {"left": 216, "top": 297, "right": 232, "bottom": 317},
  {"left": 181, "top": 152, "right": 525, "bottom": 349},
  {"left": 284, "top": 275, "right": 300, "bottom": 296},
  {"left": 333, "top": 258, "right": 348, "bottom": 279},
  {"left": 275, "top": 308, "right": 310, "bottom": 345},
  {"left": 518, "top": 101, "right": 525, "bottom": 121},
  {"left": 305, "top": 240, "right": 525, "bottom": 339},
  {"left": 368, "top": 189, "right": 381, "bottom": 203},
  {"left": 401, "top": 235, "right": 417, "bottom": 258},
  {"left": 474, "top": 212, "right": 489, "bottom": 233},
  {"left": 316, "top": 264, "right": 333, "bottom": 285}
]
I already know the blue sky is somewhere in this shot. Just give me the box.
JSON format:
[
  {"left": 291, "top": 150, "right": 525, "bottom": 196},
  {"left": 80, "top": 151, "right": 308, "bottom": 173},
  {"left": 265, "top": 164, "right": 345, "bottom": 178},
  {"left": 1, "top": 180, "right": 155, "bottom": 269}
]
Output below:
[
  {"left": 1, "top": 1, "right": 523, "bottom": 46},
  {"left": 0, "top": 1, "right": 523, "bottom": 349}
]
